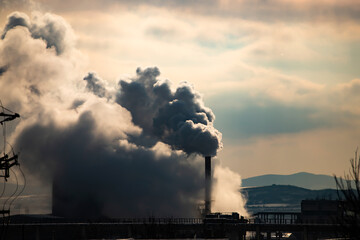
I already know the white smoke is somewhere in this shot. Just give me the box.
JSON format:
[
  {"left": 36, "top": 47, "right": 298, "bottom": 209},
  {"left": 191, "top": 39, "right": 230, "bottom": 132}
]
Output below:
[
  {"left": 212, "top": 164, "right": 248, "bottom": 216},
  {"left": 0, "top": 11, "right": 247, "bottom": 217}
]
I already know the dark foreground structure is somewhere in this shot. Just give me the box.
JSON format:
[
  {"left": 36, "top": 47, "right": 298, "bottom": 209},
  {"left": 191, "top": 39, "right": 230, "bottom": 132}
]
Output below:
[{"left": 0, "top": 216, "right": 344, "bottom": 240}]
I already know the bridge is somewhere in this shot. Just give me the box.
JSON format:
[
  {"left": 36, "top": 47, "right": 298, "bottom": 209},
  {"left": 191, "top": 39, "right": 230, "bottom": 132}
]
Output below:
[{"left": 0, "top": 217, "right": 344, "bottom": 240}]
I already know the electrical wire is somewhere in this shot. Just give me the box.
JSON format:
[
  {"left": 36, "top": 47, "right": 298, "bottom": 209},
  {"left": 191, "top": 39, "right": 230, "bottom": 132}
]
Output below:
[
  {"left": 0, "top": 179, "right": 5, "bottom": 200},
  {"left": 0, "top": 100, "right": 15, "bottom": 115},
  {"left": 0, "top": 100, "right": 22, "bottom": 240},
  {"left": 5, "top": 170, "right": 19, "bottom": 238},
  {"left": 0, "top": 100, "right": 7, "bottom": 231},
  {"left": 0, "top": 178, "right": 5, "bottom": 228},
  {"left": 1, "top": 100, "right": 6, "bottom": 156},
  {"left": 2, "top": 123, "right": 5, "bottom": 157},
  {"left": 8, "top": 165, "right": 26, "bottom": 212},
  {"left": 3, "top": 168, "right": 18, "bottom": 212},
  {"left": 0, "top": 100, "right": 6, "bottom": 240},
  {"left": 0, "top": 168, "right": 17, "bottom": 239},
  {"left": 3, "top": 142, "right": 24, "bottom": 215},
  {"left": 0, "top": 107, "right": 14, "bottom": 114},
  {"left": 0, "top": 177, "right": 6, "bottom": 231}
]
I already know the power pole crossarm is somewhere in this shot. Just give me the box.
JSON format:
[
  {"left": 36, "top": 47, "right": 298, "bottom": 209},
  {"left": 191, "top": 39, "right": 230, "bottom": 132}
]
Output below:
[
  {"left": 0, "top": 112, "right": 20, "bottom": 125},
  {"left": 0, "top": 154, "right": 19, "bottom": 180}
]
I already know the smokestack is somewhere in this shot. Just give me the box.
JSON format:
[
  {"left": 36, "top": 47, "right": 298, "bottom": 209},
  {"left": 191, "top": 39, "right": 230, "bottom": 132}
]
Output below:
[{"left": 205, "top": 156, "right": 211, "bottom": 215}]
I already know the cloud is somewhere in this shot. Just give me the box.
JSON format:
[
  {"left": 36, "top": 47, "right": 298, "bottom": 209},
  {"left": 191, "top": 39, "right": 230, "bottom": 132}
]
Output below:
[
  {"left": 206, "top": 76, "right": 360, "bottom": 139},
  {"left": 214, "top": 105, "right": 324, "bottom": 139},
  {"left": 83, "top": 72, "right": 108, "bottom": 98},
  {"left": 69, "top": 99, "right": 85, "bottom": 111},
  {"left": 338, "top": 78, "right": 360, "bottom": 97},
  {"left": 0, "top": 0, "right": 33, "bottom": 14},
  {"left": 1, "top": 11, "right": 30, "bottom": 39},
  {"left": 208, "top": 92, "right": 334, "bottom": 139},
  {"left": 27, "top": 0, "right": 360, "bottom": 23},
  {"left": 328, "top": 79, "right": 360, "bottom": 115},
  {"left": 218, "top": 127, "right": 360, "bottom": 179},
  {"left": 1, "top": 11, "right": 75, "bottom": 55}
]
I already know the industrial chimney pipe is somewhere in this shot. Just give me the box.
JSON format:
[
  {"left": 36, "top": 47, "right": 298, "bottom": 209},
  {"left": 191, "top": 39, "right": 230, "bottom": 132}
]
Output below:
[{"left": 205, "top": 156, "right": 211, "bottom": 215}]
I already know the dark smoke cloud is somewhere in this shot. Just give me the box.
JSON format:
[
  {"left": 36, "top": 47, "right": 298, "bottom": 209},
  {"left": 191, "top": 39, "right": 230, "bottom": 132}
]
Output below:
[
  {"left": 16, "top": 112, "right": 203, "bottom": 218},
  {"left": 1, "top": 12, "right": 30, "bottom": 39},
  {"left": 117, "top": 67, "right": 222, "bottom": 156},
  {"left": 1, "top": 12, "right": 74, "bottom": 55},
  {"left": 70, "top": 99, "right": 85, "bottom": 111},
  {"left": 29, "top": 84, "right": 41, "bottom": 96},
  {"left": 83, "top": 72, "right": 107, "bottom": 98},
  {"left": 0, "top": 65, "right": 8, "bottom": 76}
]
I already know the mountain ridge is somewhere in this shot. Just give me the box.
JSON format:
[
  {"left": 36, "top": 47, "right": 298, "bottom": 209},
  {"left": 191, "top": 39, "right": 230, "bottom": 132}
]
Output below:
[
  {"left": 241, "top": 184, "right": 339, "bottom": 213},
  {"left": 242, "top": 172, "right": 338, "bottom": 190}
]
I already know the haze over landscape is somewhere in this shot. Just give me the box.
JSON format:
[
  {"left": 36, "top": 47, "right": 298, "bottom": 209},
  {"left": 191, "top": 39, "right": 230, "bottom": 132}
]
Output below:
[{"left": 0, "top": 0, "right": 360, "bottom": 217}]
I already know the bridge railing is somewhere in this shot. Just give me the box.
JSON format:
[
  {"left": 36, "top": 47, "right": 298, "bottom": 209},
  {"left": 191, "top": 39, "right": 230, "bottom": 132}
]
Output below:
[
  {"left": 4, "top": 216, "right": 204, "bottom": 224},
  {"left": 111, "top": 218, "right": 204, "bottom": 224},
  {"left": 247, "top": 218, "right": 299, "bottom": 225}
]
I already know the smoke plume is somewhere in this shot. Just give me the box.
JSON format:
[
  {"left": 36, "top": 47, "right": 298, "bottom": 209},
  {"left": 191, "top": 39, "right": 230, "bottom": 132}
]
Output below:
[
  {"left": 1, "top": 11, "right": 75, "bottom": 55},
  {"left": 0, "top": 65, "right": 8, "bottom": 76},
  {"left": 117, "top": 68, "right": 222, "bottom": 156},
  {"left": 83, "top": 72, "right": 108, "bottom": 99},
  {"left": 0, "top": 11, "right": 246, "bottom": 218},
  {"left": 212, "top": 165, "right": 248, "bottom": 216},
  {"left": 16, "top": 111, "right": 203, "bottom": 217}
]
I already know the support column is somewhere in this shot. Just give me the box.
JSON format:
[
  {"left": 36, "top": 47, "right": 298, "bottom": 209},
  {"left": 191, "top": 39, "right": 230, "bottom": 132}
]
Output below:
[
  {"left": 205, "top": 156, "right": 212, "bottom": 215},
  {"left": 303, "top": 226, "right": 308, "bottom": 240},
  {"left": 256, "top": 226, "right": 261, "bottom": 240}
]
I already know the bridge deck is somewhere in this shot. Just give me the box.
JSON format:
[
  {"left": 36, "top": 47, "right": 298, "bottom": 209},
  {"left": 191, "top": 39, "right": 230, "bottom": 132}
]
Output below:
[{"left": 0, "top": 220, "right": 344, "bottom": 240}]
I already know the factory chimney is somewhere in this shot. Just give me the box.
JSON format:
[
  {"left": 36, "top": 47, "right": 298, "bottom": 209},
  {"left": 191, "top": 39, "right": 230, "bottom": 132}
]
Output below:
[{"left": 205, "top": 156, "right": 212, "bottom": 215}]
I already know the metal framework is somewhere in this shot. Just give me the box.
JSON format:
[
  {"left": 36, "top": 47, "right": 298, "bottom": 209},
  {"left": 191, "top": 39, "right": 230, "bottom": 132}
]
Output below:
[
  {"left": 0, "top": 111, "right": 20, "bottom": 180},
  {"left": 0, "top": 154, "right": 18, "bottom": 179},
  {"left": 0, "top": 110, "right": 20, "bottom": 216}
]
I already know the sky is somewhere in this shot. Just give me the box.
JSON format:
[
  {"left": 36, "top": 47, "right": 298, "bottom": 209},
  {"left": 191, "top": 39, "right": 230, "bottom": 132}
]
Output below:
[
  {"left": 1, "top": 0, "right": 360, "bottom": 178},
  {"left": 0, "top": 0, "right": 359, "bottom": 215}
]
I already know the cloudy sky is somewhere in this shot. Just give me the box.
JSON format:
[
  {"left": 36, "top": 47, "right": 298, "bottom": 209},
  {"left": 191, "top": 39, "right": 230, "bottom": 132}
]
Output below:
[{"left": 1, "top": 0, "right": 360, "bottom": 182}]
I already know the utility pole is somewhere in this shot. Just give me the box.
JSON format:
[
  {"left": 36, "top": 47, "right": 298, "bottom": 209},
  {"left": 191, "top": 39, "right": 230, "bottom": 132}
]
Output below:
[{"left": 0, "top": 108, "right": 20, "bottom": 216}]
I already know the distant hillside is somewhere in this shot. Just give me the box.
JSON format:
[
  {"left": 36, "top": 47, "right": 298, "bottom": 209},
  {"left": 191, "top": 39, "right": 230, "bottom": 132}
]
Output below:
[
  {"left": 242, "top": 172, "right": 338, "bottom": 190},
  {"left": 242, "top": 184, "right": 339, "bottom": 213}
]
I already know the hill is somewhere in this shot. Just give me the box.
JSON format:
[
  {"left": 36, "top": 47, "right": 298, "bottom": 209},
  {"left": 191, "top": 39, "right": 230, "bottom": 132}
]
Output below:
[
  {"left": 241, "top": 184, "right": 338, "bottom": 213},
  {"left": 242, "top": 172, "right": 337, "bottom": 190}
]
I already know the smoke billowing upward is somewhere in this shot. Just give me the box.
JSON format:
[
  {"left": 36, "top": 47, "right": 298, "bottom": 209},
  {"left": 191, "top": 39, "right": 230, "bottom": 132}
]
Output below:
[
  {"left": 17, "top": 112, "right": 203, "bottom": 218},
  {"left": 1, "top": 11, "right": 75, "bottom": 55},
  {"left": 83, "top": 72, "right": 108, "bottom": 99},
  {"left": 117, "top": 67, "right": 222, "bottom": 156},
  {"left": 0, "top": 11, "right": 246, "bottom": 218},
  {"left": 0, "top": 65, "right": 8, "bottom": 76},
  {"left": 70, "top": 99, "right": 85, "bottom": 111}
]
